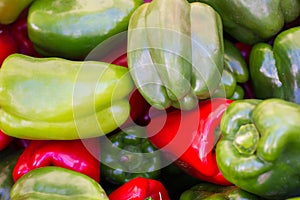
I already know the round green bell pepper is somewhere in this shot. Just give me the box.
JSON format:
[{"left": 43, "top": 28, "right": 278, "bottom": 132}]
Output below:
[
  {"left": 100, "top": 125, "right": 161, "bottom": 185},
  {"left": 10, "top": 166, "right": 109, "bottom": 200},
  {"left": 216, "top": 98, "right": 300, "bottom": 199}
]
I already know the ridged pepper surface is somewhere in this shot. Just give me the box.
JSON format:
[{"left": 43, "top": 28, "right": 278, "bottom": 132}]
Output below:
[
  {"left": 216, "top": 98, "right": 300, "bottom": 199},
  {"left": 128, "top": 0, "right": 224, "bottom": 110}
]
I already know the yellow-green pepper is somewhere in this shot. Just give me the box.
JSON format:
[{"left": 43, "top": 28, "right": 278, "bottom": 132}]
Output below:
[{"left": 0, "top": 54, "right": 133, "bottom": 140}]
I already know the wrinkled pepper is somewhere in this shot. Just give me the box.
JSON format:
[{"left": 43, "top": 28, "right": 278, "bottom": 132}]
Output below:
[
  {"left": 0, "top": 53, "right": 133, "bottom": 140},
  {"left": 146, "top": 98, "right": 233, "bottom": 185},
  {"left": 108, "top": 177, "right": 170, "bottom": 200},
  {"left": 180, "top": 182, "right": 262, "bottom": 200},
  {"left": 128, "top": 0, "right": 224, "bottom": 110},
  {"left": 0, "top": 147, "right": 22, "bottom": 200},
  {"left": 190, "top": 0, "right": 300, "bottom": 44},
  {"left": 100, "top": 125, "right": 161, "bottom": 185},
  {"left": 10, "top": 166, "right": 109, "bottom": 200},
  {"left": 12, "top": 138, "right": 100, "bottom": 182},
  {"left": 0, "top": 0, "right": 33, "bottom": 25},
  {"left": 249, "top": 27, "right": 300, "bottom": 104},
  {"left": 216, "top": 98, "right": 300, "bottom": 199},
  {"left": 27, "top": 0, "right": 143, "bottom": 60}
]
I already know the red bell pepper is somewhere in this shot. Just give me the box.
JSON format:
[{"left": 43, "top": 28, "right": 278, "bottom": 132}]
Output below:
[
  {"left": 146, "top": 98, "right": 233, "bottom": 185},
  {"left": 0, "top": 130, "right": 13, "bottom": 151},
  {"left": 12, "top": 138, "right": 100, "bottom": 182},
  {"left": 0, "top": 24, "right": 18, "bottom": 66},
  {"left": 109, "top": 177, "right": 170, "bottom": 200},
  {"left": 11, "top": 8, "right": 40, "bottom": 57}
]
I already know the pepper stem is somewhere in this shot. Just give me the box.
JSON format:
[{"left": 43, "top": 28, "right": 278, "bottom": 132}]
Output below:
[{"left": 233, "top": 124, "right": 259, "bottom": 155}]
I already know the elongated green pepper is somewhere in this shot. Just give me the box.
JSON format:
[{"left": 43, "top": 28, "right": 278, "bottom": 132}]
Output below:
[
  {"left": 10, "top": 166, "right": 109, "bottom": 200},
  {"left": 190, "top": 0, "right": 300, "bottom": 44},
  {"left": 249, "top": 27, "right": 300, "bottom": 103},
  {"left": 0, "top": 54, "right": 133, "bottom": 140},
  {"left": 216, "top": 98, "right": 300, "bottom": 199},
  {"left": 100, "top": 126, "right": 161, "bottom": 185},
  {"left": 28, "top": 0, "right": 143, "bottom": 60},
  {"left": 128, "top": 0, "right": 223, "bottom": 110}
]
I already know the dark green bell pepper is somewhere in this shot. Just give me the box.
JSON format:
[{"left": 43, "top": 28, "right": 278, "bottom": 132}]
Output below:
[
  {"left": 216, "top": 98, "right": 300, "bottom": 199},
  {"left": 190, "top": 0, "right": 300, "bottom": 44},
  {"left": 28, "top": 0, "right": 143, "bottom": 60},
  {"left": 249, "top": 27, "right": 300, "bottom": 103},
  {"left": 0, "top": 148, "right": 22, "bottom": 200},
  {"left": 180, "top": 182, "right": 262, "bottom": 200},
  {"left": 128, "top": 0, "right": 224, "bottom": 110},
  {"left": 213, "top": 39, "right": 249, "bottom": 99},
  {"left": 0, "top": 53, "right": 133, "bottom": 140},
  {"left": 10, "top": 166, "right": 109, "bottom": 200},
  {"left": 100, "top": 126, "right": 161, "bottom": 185}
]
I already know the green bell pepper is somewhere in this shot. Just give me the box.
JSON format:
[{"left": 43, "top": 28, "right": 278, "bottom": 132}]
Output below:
[
  {"left": 128, "top": 0, "right": 224, "bottom": 110},
  {"left": 180, "top": 182, "right": 262, "bottom": 200},
  {"left": 0, "top": 0, "right": 33, "bottom": 24},
  {"left": 100, "top": 126, "right": 161, "bottom": 185},
  {"left": 216, "top": 98, "right": 300, "bottom": 199},
  {"left": 27, "top": 0, "right": 143, "bottom": 60},
  {"left": 0, "top": 148, "right": 22, "bottom": 200},
  {"left": 10, "top": 166, "right": 109, "bottom": 200},
  {"left": 0, "top": 53, "right": 133, "bottom": 140},
  {"left": 212, "top": 39, "right": 249, "bottom": 99},
  {"left": 249, "top": 27, "right": 300, "bottom": 103},
  {"left": 190, "top": 0, "right": 300, "bottom": 44}
]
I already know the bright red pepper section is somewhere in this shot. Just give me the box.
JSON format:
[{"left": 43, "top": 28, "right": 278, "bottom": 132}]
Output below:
[
  {"left": 0, "top": 25, "right": 18, "bottom": 66},
  {"left": 109, "top": 177, "right": 170, "bottom": 200},
  {"left": 146, "top": 98, "right": 233, "bottom": 185},
  {"left": 0, "top": 130, "right": 14, "bottom": 151},
  {"left": 12, "top": 138, "right": 100, "bottom": 182}
]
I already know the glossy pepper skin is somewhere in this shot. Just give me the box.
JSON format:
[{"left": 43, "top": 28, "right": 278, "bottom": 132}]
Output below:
[
  {"left": 213, "top": 40, "right": 249, "bottom": 100},
  {"left": 216, "top": 98, "right": 300, "bottom": 199},
  {"left": 108, "top": 177, "right": 170, "bottom": 200},
  {"left": 12, "top": 139, "right": 100, "bottom": 182},
  {"left": 0, "top": 130, "right": 13, "bottom": 151},
  {"left": 0, "top": 148, "right": 22, "bottom": 200},
  {"left": 128, "top": 0, "right": 224, "bottom": 110},
  {"left": 0, "top": 54, "right": 133, "bottom": 140},
  {"left": 0, "top": 25, "right": 18, "bottom": 66},
  {"left": 146, "top": 98, "right": 233, "bottom": 185},
  {"left": 27, "top": 0, "right": 143, "bottom": 60},
  {"left": 10, "top": 166, "right": 109, "bottom": 200},
  {"left": 180, "top": 183, "right": 262, "bottom": 200},
  {"left": 190, "top": 0, "right": 300, "bottom": 44},
  {"left": 249, "top": 27, "right": 300, "bottom": 103},
  {"left": 0, "top": 0, "right": 33, "bottom": 24},
  {"left": 100, "top": 126, "right": 161, "bottom": 185}
]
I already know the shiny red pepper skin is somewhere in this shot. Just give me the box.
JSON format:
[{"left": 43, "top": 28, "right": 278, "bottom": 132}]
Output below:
[
  {"left": 146, "top": 98, "right": 233, "bottom": 185},
  {"left": 12, "top": 139, "right": 100, "bottom": 182},
  {"left": 109, "top": 177, "right": 170, "bottom": 200},
  {"left": 11, "top": 8, "right": 40, "bottom": 57},
  {"left": 0, "top": 25, "right": 18, "bottom": 66},
  {"left": 0, "top": 130, "right": 13, "bottom": 151}
]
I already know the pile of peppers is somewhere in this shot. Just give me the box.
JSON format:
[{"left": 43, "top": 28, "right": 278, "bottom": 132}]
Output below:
[{"left": 0, "top": 0, "right": 300, "bottom": 199}]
